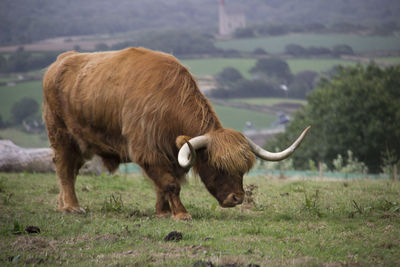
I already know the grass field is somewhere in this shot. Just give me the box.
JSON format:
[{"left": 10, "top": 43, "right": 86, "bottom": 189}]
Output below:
[
  {"left": 0, "top": 128, "right": 49, "bottom": 148},
  {"left": 182, "top": 58, "right": 257, "bottom": 78},
  {"left": 0, "top": 80, "right": 277, "bottom": 141},
  {"left": 213, "top": 104, "right": 275, "bottom": 131},
  {"left": 215, "top": 34, "right": 400, "bottom": 54},
  {"left": 182, "top": 58, "right": 356, "bottom": 78},
  {"left": 0, "top": 81, "right": 43, "bottom": 121},
  {"left": 231, "top": 98, "right": 306, "bottom": 107},
  {"left": 1, "top": 173, "right": 399, "bottom": 266},
  {"left": 374, "top": 57, "right": 400, "bottom": 65}
]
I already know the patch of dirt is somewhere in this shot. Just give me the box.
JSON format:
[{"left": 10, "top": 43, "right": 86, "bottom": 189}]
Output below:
[
  {"left": 94, "top": 233, "right": 121, "bottom": 242},
  {"left": 12, "top": 236, "right": 57, "bottom": 252},
  {"left": 283, "top": 256, "right": 316, "bottom": 266}
]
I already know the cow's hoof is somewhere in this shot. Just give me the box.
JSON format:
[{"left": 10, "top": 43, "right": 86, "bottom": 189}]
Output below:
[
  {"left": 62, "top": 206, "right": 86, "bottom": 214},
  {"left": 156, "top": 212, "right": 171, "bottom": 218},
  {"left": 173, "top": 213, "right": 192, "bottom": 221}
]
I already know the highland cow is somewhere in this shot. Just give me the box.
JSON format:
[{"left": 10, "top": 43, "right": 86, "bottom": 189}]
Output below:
[{"left": 42, "top": 47, "right": 309, "bottom": 220}]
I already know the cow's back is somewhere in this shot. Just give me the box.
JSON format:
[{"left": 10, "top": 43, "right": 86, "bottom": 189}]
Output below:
[{"left": 43, "top": 47, "right": 221, "bottom": 166}]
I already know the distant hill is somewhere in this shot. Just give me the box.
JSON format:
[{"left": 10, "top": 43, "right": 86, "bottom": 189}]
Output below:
[{"left": 1, "top": 0, "right": 399, "bottom": 46}]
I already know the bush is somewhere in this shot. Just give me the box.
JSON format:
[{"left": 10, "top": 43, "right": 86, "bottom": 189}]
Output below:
[
  {"left": 332, "top": 44, "right": 354, "bottom": 56},
  {"left": 234, "top": 28, "right": 255, "bottom": 38},
  {"left": 285, "top": 44, "right": 307, "bottom": 56},
  {"left": 268, "top": 64, "right": 400, "bottom": 173},
  {"left": 216, "top": 67, "right": 244, "bottom": 88},
  {"left": 333, "top": 150, "right": 368, "bottom": 174},
  {"left": 11, "top": 97, "right": 39, "bottom": 124},
  {"left": 250, "top": 58, "right": 293, "bottom": 84},
  {"left": 252, "top": 48, "right": 268, "bottom": 55}
]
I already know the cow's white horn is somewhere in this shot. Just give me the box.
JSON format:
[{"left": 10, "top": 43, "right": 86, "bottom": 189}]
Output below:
[
  {"left": 246, "top": 126, "right": 310, "bottom": 161},
  {"left": 178, "top": 135, "right": 209, "bottom": 168}
]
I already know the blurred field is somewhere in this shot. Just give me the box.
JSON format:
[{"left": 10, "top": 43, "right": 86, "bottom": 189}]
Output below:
[
  {"left": 182, "top": 58, "right": 257, "bottom": 78},
  {"left": 215, "top": 34, "right": 400, "bottom": 54},
  {"left": 1, "top": 173, "right": 399, "bottom": 266},
  {"left": 213, "top": 104, "right": 275, "bottom": 130},
  {"left": 0, "top": 81, "right": 43, "bottom": 121},
  {"left": 231, "top": 97, "right": 306, "bottom": 107},
  {"left": 183, "top": 58, "right": 357, "bottom": 77}
]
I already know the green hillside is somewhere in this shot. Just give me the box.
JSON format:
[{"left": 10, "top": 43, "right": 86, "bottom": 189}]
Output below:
[{"left": 215, "top": 34, "right": 400, "bottom": 54}]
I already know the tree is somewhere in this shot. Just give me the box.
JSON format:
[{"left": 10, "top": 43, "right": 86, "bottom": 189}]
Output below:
[
  {"left": 252, "top": 48, "right": 268, "bottom": 55},
  {"left": 11, "top": 97, "right": 39, "bottom": 124},
  {"left": 332, "top": 44, "right": 354, "bottom": 56},
  {"left": 250, "top": 58, "right": 292, "bottom": 84},
  {"left": 216, "top": 67, "right": 244, "bottom": 88},
  {"left": 267, "top": 64, "right": 400, "bottom": 173},
  {"left": 285, "top": 44, "right": 306, "bottom": 56},
  {"left": 288, "top": 71, "right": 318, "bottom": 99},
  {"left": 234, "top": 28, "right": 255, "bottom": 38}
]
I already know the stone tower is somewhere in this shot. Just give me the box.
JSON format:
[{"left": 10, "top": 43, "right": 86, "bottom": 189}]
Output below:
[{"left": 218, "top": 0, "right": 246, "bottom": 36}]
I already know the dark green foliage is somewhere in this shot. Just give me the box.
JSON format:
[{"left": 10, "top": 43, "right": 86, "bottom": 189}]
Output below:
[
  {"left": 111, "top": 30, "right": 220, "bottom": 56},
  {"left": 288, "top": 71, "right": 318, "bottom": 99},
  {"left": 0, "top": 48, "right": 58, "bottom": 73},
  {"left": 234, "top": 27, "right": 255, "bottom": 38},
  {"left": 250, "top": 58, "right": 292, "bottom": 84},
  {"left": 268, "top": 64, "right": 400, "bottom": 173},
  {"left": 216, "top": 67, "right": 244, "bottom": 88},
  {"left": 0, "top": 115, "right": 5, "bottom": 128},
  {"left": 285, "top": 43, "right": 353, "bottom": 57},
  {"left": 211, "top": 76, "right": 285, "bottom": 98},
  {"left": 285, "top": 44, "right": 307, "bottom": 56},
  {"left": 11, "top": 97, "right": 38, "bottom": 124},
  {"left": 252, "top": 48, "right": 268, "bottom": 55},
  {"left": 1, "top": 1, "right": 399, "bottom": 46},
  {"left": 332, "top": 44, "right": 354, "bottom": 56}
]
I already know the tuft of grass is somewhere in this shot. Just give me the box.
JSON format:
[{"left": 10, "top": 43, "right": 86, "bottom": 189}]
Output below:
[
  {"left": 101, "top": 193, "right": 124, "bottom": 213},
  {"left": 303, "top": 189, "right": 324, "bottom": 218}
]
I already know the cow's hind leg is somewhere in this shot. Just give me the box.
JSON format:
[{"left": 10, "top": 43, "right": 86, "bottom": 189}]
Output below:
[
  {"left": 45, "top": 112, "right": 85, "bottom": 213},
  {"left": 54, "top": 141, "right": 85, "bottom": 213},
  {"left": 143, "top": 165, "right": 191, "bottom": 220}
]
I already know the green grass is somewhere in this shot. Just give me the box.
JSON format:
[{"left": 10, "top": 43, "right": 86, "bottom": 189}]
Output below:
[
  {"left": 287, "top": 58, "right": 355, "bottom": 73},
  {"left": 183, "top": 58, "right": 357, "bottom": 78},
  {"left": 374, "top": 57, "right": 400, "bottom": 65},
  {"left": 182, "top": 58, "right": 257, "bottom": 78},
  {"left": 0, "top": 128, "right": 49, "bottom": 148},
  {"left": 215, "top": 34, "right": 400, "bottom": 54},
  {"left": 0, "top": 81, "right": 43, "bottom": 121},
  {"left": 213, "top": 104, "right": 275, "bottom": 131},
  {"left": 1, "top": 173, "right": 399, "bottom": 266},
  {"left": 230, "top": 97, "right": 306, "bottom": 107}
]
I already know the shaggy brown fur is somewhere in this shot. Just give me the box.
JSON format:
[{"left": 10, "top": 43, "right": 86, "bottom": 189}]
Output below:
[{"left": 43, "top": 47, "right": 254, "bottom": 219}]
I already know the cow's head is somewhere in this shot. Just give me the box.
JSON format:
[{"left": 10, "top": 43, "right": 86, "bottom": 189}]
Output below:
[{"left": 176, "top": 127, "right": 310, "bottom": 208}]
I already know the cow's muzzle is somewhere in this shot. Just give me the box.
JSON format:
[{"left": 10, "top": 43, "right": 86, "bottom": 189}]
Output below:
[{"left": 221, "top": 192, "right": 244, "bottom": 208}]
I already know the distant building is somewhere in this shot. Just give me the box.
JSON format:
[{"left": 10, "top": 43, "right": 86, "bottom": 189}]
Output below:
[{"left": 218, "top": 0, "right": 246, "bottom": 37}]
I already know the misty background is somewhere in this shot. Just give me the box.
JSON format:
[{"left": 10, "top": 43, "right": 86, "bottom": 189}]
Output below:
[
  {"left": 0, "top": 0, "right": 400, "bottom": 176},
  {"left": 1, "top": 0, "right": 400, "bottom": 45}
]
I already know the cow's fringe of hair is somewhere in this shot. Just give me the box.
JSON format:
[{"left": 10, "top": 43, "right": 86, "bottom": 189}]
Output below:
[{"left": 206, "top": 129, "right": 256, "bottom": 175}]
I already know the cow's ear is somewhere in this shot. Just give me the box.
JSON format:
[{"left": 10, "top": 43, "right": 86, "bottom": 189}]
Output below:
[{"left": 176, "top": 135, "right": 192, "bottom": 149}]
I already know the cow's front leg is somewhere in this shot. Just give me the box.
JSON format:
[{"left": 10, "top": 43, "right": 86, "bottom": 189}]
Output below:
[{"left": 144, "top": 166, "right": 191, "bottom": 220}]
